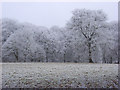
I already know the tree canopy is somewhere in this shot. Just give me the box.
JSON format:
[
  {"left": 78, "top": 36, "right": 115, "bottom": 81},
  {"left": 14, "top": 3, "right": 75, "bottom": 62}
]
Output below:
[{"left": 1, "top": 9, "right": 118, "bottom": 63}]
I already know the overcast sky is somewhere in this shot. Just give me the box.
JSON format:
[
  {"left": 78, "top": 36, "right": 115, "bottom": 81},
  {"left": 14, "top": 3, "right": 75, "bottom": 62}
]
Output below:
[{"left": 2, "top": 2, "right": 118, "bottom": 28}]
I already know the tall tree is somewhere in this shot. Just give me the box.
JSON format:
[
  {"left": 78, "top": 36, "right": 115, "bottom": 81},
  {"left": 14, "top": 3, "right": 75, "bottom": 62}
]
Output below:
[
  {"left": 66, "top": 9, "right": 107, "bottom": 63},
  {"left": 98, "top": 22, "right": 118, "bottom": 63}
]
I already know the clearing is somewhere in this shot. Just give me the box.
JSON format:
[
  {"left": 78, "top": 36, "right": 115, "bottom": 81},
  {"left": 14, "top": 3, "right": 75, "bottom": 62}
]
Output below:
[{"left": 2, "top": 63, "right": 118, "bottom": 88}]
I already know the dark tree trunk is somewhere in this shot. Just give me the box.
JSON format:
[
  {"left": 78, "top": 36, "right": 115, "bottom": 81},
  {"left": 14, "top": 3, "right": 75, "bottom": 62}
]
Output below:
[
  {"left": 64, "top": 53, "right": 65, "bottom": 62},
  {"left": 88, "top": 43, "right": 93, "bottom": 63},
  {"left": 14, "top": 54, "right": 18, "bottom": 61},
  {"left": 46, "top": 48, "right": 48, "bottom": 62},
  {"left": 14, "top": 49, "right": 18, "bottom": 62},
  {"left": 110, "top": 57, "right": 112, "bottom": 64}
]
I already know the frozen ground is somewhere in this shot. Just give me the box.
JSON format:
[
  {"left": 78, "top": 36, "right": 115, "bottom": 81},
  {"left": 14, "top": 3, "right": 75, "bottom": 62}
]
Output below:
[
  {"left": 2, "top": 63, "right": 118, "bottom": 88},
  {"left": 0, "top": 63, "right": 2, "bottom": 89}
]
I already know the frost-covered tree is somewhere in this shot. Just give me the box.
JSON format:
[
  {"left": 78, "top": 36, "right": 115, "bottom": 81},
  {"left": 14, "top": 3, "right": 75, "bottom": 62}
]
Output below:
[
  {"left": 98, "top": 22, "right": 118, "bottom": 63},
  {"left": 49, "top": 26, "right": 68, "bottom": 62},
  {"left": 35, "top": 26, "right": 66, "bottom": 62},
  {"left": 66, "top": 9, "right": 107, "bottom": 63},
  {"left": 2, "top": 23, "right": 46, "bottom": 62},
  {"left": 0, "top": 19, "right": 2, "bottom": 62},
  {"left": 2, "top": 18, "right": 21, "bottom": 44},
  {"left": 1, "top": 9, "right": 118, "bottom": 63}
]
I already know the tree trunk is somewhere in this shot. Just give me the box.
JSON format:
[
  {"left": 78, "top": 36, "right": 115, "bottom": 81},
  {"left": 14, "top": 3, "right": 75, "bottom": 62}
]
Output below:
[
  {"left": 88, "top": 43, "right": 93, "bottom": 63},
  {"left": 46, "top": 48, "right": 48, "bottom": 62},
  {"left": 64, "top": 53, "right": 65, "bottom": 62},
  {"left": 110, "top": 57, "right": 112, "bottom": 64},
  {"left": 103, "top": 50, "right": 106, "bottom": 63},
  {"left": 14, "top": 49, "right": 18, "bottom": 62}
]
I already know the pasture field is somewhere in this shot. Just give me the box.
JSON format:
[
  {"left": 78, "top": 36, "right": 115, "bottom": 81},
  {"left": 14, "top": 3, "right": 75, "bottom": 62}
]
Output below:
[{"left": 2, "top": 63, "right": 118, "bottom": 88}]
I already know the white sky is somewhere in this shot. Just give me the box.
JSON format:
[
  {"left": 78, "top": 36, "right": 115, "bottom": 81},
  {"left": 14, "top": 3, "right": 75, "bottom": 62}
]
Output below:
[{"left": 2, "top": 2, "right": 118, "bottom": 28}]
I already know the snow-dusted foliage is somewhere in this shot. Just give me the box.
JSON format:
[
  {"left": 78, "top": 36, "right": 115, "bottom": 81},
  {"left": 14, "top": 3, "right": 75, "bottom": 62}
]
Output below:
[
  {"left": 1, "top": 9, "right": 118, "bottom": 63},
  {"left": 66, "top": 9, "right": 108, "bottom": 63},
  {"left": 98, "top": 22, "right": 118, "bottom": 63},
  {"left": 2, "top": 23, "right": 46, "bottom": 62},
  {"left": 66, "top": 9, "right": 118, "bottom": 63},
  {"left": 2, "top": 18, "right": 21, "bottom": 44},
  {"left": 0, "top": 19, "right": 2, "bottom": 62}
]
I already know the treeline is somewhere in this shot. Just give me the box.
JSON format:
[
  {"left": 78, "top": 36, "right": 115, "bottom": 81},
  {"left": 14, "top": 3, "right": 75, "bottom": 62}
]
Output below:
[{"left": 1, "top": 9, "right": 118, "bottom": 63}]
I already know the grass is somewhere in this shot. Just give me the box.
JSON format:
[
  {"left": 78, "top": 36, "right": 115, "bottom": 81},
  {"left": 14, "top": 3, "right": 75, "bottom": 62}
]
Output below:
[{"left": 2, "top": 63, "right": 118, "bottom": 88}]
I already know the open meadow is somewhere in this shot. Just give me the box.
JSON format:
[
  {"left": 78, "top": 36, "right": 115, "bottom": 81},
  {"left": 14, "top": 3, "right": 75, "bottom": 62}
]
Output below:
[{"left": 2, "top": 63, "right": 118, "bottom": 88}]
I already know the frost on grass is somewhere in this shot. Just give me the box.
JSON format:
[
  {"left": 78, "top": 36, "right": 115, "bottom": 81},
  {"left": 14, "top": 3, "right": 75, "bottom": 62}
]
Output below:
[
  {"left": 2, "top": 63, "right": 118, "bottom": 88},
  {"left": 0, "top": 63, "right": 2, "bottom": 89}
]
